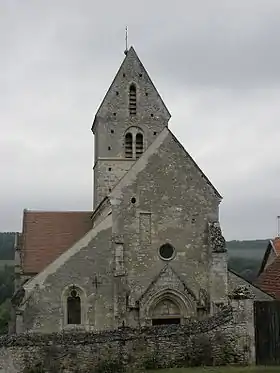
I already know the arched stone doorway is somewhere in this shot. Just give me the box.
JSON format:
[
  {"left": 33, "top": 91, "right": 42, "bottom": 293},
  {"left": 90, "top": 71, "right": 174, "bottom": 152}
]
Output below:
[
  {"left": 140, "top": 288, "right": 196, "bottom": 327},
  {"left": 151, "top": 298, "right": 181, "bottom": 325}
]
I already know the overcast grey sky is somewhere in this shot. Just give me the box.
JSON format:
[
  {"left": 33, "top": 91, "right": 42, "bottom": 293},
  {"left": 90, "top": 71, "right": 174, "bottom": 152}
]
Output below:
[{"left": 1, "top": 0, "right": 280, "bottom": 240}]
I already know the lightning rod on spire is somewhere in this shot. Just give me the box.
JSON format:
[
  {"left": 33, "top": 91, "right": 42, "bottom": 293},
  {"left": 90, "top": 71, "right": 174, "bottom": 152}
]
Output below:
[{"left": 124, "top": 27, "right": 128, "bottom": 55}]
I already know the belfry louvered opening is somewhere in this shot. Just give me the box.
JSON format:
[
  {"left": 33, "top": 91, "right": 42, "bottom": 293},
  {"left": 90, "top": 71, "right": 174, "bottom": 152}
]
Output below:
[
  {"left": 136, "top": 133, "right": 144, "bottom": 159},
  {"left": 125, "top": 132, "right": 133, "bottom": 158},
  {"left": 129, "top": 84, "right": 137, "bottom": 115}
]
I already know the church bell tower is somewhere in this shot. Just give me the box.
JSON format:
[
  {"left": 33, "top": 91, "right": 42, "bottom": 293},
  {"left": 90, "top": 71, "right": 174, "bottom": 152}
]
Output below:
[{"left": 91, "top": 46, "right": 171, "bottom": 208}]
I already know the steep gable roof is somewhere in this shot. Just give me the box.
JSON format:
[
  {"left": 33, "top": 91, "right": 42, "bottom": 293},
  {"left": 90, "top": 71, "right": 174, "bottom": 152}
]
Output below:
[
  {"left": 92, "top": 46, "right": 171, "bottom": 133},
  {"left": 255, "top": 237, "right": 280, "bottom": 298},
  {"left": 21, "top": 210, "right": 93, "bottom": 274},
  {"left": 258, "top": 237, "right": 280, "bottom": 276},
  {"left": 110, "top": 127, "right": 222, "bottom": 201}
]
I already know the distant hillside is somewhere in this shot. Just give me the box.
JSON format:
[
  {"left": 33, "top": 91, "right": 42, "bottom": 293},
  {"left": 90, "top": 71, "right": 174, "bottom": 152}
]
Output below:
[
  {"left": 0, "top": 233, "right": 270, "bottom": 262},
  {"left": 227, "top": 239, "right": 269, "bottom": 259},
  {"left": 227, "top": 239, "right": 269, "bottom": 282},
  {"left": 0, "top": 233, "right": 270, "bottom": 282}
]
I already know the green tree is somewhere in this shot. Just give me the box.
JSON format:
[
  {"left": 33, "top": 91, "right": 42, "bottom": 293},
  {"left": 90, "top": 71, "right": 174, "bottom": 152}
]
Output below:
[
  {"left": 0, "top": 265, "right": 14, "bottom": 334},
  {"left": 0, "top": 232, "right": 15, "bottom": 260}
]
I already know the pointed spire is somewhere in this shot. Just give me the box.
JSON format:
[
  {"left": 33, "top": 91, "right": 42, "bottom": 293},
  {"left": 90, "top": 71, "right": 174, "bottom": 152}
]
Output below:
[{"left": 92, "top": 45, "right": 171, "bottom": 128}]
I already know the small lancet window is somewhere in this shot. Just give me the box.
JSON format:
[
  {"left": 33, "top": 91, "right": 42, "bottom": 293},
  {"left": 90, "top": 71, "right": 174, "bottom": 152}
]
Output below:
[
  {"left": 67, "top": 289, "right": 81, "bottom": 325},
  {"left": 125, "top": 132, "right": 133, "bottom": 158},
  {"left": 135, "top": 133, "right": 144, "bottom": 159},
  {"left": 129, "top": 84, "right": 137, "bottom": 115}
]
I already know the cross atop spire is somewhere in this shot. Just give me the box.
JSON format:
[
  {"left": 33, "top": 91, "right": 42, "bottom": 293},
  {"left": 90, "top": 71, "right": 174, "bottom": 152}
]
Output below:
[{"left": 124, "top": 26, "right": 128, "bottom": 55}]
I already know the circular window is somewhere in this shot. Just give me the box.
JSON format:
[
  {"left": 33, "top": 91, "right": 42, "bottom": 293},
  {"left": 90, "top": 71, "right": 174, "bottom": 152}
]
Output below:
[{"left": 159, "top": 243, "right": 175, "bottom": 260}]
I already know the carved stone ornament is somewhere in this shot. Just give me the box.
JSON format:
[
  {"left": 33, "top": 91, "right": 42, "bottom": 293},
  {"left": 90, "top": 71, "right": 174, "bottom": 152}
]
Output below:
[
  {"left": 198, "top": 288, "right": 210, "bottom": 310},
  {"left": 208, "top": 221, "right": 226, "bottom": 253}
]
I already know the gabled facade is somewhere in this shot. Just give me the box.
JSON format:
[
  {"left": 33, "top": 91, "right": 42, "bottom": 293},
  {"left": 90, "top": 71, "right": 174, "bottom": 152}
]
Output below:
[{"left": 12, "top": 46, "right": 271, "bottom": 334}]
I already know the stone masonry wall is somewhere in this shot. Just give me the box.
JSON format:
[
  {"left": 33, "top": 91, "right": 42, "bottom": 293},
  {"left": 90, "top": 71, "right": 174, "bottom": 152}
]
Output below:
[{"left": 0, "top": 304, "right": 255, "bottom": 373}]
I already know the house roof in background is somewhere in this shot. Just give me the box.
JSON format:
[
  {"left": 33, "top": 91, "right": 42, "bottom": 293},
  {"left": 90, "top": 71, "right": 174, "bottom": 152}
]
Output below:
[
  {"left": 257, "top": 237, "right": 280, "bottom": 276},
  {"left": 272, "top": 237, "right": 280, "bottom": 255},
  {"left": 255, "top": 256, "right": 280, "bottom": 299}
]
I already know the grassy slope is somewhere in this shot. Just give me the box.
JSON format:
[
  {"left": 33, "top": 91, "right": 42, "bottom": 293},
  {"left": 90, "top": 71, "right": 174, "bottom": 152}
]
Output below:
[{"left": 227, "top": 240, "right": 269, "bottom": 260}]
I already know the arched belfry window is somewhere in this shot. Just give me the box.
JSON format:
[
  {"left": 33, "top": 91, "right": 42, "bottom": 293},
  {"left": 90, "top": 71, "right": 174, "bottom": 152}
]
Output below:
[
  {"left": 67, "top": 288, "right": 81, "bottom": 324},
  {"left": 136, "top": 133, "right": 144, "bottom": 159},
  {"left": 129, "top": 84, "right": 137, "bottom": 115},
  {"left": 125, "top": 132, "right": 133, "bottom": 158},
  {"left": 124, "top": 127, "right": 144, "bottom": 159}
]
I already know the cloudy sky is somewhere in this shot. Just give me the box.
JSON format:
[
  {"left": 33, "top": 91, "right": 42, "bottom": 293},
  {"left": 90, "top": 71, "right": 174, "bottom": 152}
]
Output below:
[{"left": 1, "top": 0, "right": 280, "bottom": 240}]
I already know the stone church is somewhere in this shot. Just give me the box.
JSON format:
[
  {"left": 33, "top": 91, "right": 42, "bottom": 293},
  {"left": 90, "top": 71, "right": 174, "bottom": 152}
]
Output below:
[{"left": 11, "top": 46, "right": 270, "bottom": 334}]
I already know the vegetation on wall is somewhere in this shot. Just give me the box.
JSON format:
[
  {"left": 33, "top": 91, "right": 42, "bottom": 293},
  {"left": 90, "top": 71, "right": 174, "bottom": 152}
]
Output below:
[{"left": 0, "top": 265, "right": 14, "bottom": 334}]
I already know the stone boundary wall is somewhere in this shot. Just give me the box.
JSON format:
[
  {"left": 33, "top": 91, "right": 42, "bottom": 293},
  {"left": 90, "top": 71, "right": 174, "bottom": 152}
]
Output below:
[{"left": 0, "top": 305, "right": 254, "bottom": 373}]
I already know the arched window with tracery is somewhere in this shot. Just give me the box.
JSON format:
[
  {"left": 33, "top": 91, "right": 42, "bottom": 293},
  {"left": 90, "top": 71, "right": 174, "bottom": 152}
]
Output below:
[
  {"left": 125, "top": 132, "right": 133, "bottom": 158},
  {"left": 129, "top": 84, "right": 137, "bottom": 115},
  {"left": 66, "top": 287, "right": 81, "bottom": 325},
  {"left": 135, "top": 133, "right": 144, "bottom": 159}
]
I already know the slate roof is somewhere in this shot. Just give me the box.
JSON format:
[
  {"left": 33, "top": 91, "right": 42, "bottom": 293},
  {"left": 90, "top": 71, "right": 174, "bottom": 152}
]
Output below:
[{"left": 20, "top": 210, "right": 93, "bottom": 274}]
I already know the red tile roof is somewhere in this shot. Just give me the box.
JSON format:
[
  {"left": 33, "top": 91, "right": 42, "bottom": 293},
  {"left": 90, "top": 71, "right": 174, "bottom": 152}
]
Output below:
[
  {"left": 21, "top": 210, "right": 93, "bottom": 274},
  {"left": 272, "top": 237, "right": 280, "bottom": 255},
  {"left": 255, "top": 256, "right": 280, "bottom": 299}
]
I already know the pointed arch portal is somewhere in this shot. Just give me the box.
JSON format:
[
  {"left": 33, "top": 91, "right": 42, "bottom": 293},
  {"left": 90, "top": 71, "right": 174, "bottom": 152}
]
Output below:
[
  {"left": 148, "top": 290, "right": 188, "bottom": 326},
  {"left": 151, "top": 298, "right": 181, "bottom": 325}
]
